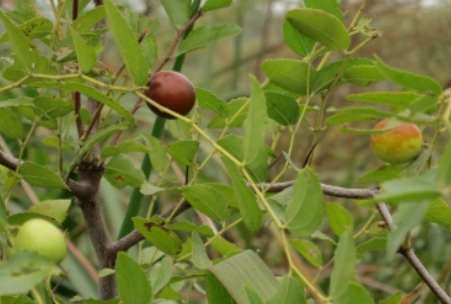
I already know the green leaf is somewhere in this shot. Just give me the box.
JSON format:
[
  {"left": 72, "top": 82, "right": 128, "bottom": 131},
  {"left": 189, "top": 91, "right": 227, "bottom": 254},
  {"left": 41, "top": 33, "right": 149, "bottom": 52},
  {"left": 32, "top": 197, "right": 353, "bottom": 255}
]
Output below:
[
  {"left": 208, "top": 98, "right": 249, "bottom": 129},
  {"left": 245, "top": 286, "right": 265, "bottom": 304},
  {"left": 358, "top": 165, "right": 403, "bottom": 183},
  {"left": 0, "top": 108, "right": 23, "bottom": 139},
  {"left": 268, "top": 276, "right": 306, "bottom": 304},
  {"left": 160, "top": 0, "right": 191, "bottom": 26},
  {"left": 304, "top": 0, "right": 343, "bottom": 21},
  {"left": 133, "top": 217, "right": 183, "bottom": 256},
  {"left": 261, "top": 59, "right": 314, "bottom": 95},
  {"left": 67, "top": 123, "right": 130, "bottom": 174},
  {"left": 196, "top": 88, "right": 230, "bottom": 117},
  {"left": 0, "top": 251, "right": 56, "bottom": 295},
  {"left": 0, "top": 295, "right": 35, "bottom": 304},
  {"left": 19, "top": 161, "right": 68, "bottom": 189},
  {"left": 203, "top": 0, "right": 232, "bottom": 12},
  {"left": 206, "top": 272, "right": 236, "bottom": 304},
  {"left": 28, "top": 200, "right": 71, "bottom": 224},
  {"left": 285, "top": 168, "right": 324, "bottom": 237},
  {"left": 325, "top": 107, "right": 391, "bottom": 126},
  {"left": 0, "top": 10, "right": 39, "bottom": 70},
  {"left": 72, "top": 6, "right": 106, "bottom": 33},
  {"left": 343, "top": 64, "right": 386, "bottom": 86},
  {"left": 311, "top": 60, "right": 346, "bottom": 93},
  {"left": 105, "top": 155, "right": 146, "bottom": 189},
  {"left": 103, "top": 0, "right": 148, "bottom": 85},
  {"left": 347, "top": 92, "right": 421, "bottom": 108},
  {"left": 192, "top": 232, "right": 213, "bottom": 269},
  {"left": 286, "top": 9, "right": 350, "bottom": 50},
  {"left": 116, "top": 253, "right": 152, "bottom": 304},
  {"left": 356, "top": 238, "right": 386, "bottom": 255},
  {"left": 178, "top": 24, "right": 242, "bottom": 55},
  {"left": 140, "top": 182, "right": 165, "bottom": 196},
  {"left": 387, "top": 201, "right": 429, "bottom": 260},
  {"left": 243, "top": 76, "right": 269, "bottom": 182},
  {"left": 379, "top": 292, "right": 402, "bottom": 304},
  {"left": 326, "top": 203, "right": 354, "bottom": 237},
  {"left": 424, "top": 198, "right": 451, "bottom": 232},
  {"left": 141, "top": 34, "right": 158, "bottom": 69},
  {"left": 0, "top": 16, "right": 53, "bottom": 42},
  {"left": 165, "top": 140, "right": 199, "bottom": 166},
  {"left": 28, "top": 82, "right": 134, "bottom": 123},
  {"left": 166, "top": 221, "right": 214, "bottom": 237},
  {"left": 210, "top": 237, "right": 242, "bottom": 257},
  {"left": 144, "top": 135, "right": 169, "bottom": 171},
  {"left": 209, "top": 250, "right": 279, "bottom": 304},
  {"left": 0, "top": 96, "right": 33, "bottom": 109},
  {"left": 182, "top": 184, "right": 233, "bottom": 222},
  {"left": 329, "top": 232, "right": 355, "bottom": 303},
  {"left": 290, "top": 239, "right": 322, "bottom": 268},
  {"left": 102, "top": 140, "right": 151, "bottom": 158},
  {"left": 265, "top": 92, "right": 299, "bottom": 126},
  {"left": 340, "top": 282, "right": 375, "bottom": 304},
  {"left": 282, "top": 19, "right": 315, "bottom": 57},
  {"left": 375, "top": 56, "right": 442, "bottom": 95},
  {"left": 222, "top": 158, "right": 262, "bottom": 232},
  {"left": 33, "top": 96, "right": 74, "bottom": 120},
  {"left": 149, "top": 258, "right": 172, "bottom": 295},
  {"left": 70, "top": 26, "right": 97, "bottom": 73},
  {"left": 373, "top": 172, "right": 440, "bottom": 204}
]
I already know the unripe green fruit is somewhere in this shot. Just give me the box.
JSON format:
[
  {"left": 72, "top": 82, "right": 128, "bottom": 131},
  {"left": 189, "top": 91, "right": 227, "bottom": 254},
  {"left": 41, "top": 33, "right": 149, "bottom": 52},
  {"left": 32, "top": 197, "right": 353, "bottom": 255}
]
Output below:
[
  {"left": 144, "top": 71, "right": 196, "bottom": 119},
  {"left": 370, "top": 119, "right": 422, "bottom": 164},
  {"left": 16, "top": 218, "right": 67, "bottom": 263}
]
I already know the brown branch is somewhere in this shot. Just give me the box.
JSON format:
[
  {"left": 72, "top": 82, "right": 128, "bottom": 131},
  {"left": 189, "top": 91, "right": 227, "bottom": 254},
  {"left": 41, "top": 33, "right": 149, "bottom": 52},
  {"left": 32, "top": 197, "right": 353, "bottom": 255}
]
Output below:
[
  {"left": 0, "top": 150, "right": 19, "bottom": 170},
  {"left": 263, "top": 180, "right": 379, "bottom": 199}
]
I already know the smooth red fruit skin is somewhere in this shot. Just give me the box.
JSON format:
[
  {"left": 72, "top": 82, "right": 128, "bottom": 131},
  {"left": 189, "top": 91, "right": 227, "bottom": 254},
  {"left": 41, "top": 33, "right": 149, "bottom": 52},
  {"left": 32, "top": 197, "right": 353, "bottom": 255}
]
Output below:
[
  {"left": 370, "top": 119, "right": 422, "bottom": 164},
  {"left": 144, "top": 71, "right": 195, "bottom": 119}
]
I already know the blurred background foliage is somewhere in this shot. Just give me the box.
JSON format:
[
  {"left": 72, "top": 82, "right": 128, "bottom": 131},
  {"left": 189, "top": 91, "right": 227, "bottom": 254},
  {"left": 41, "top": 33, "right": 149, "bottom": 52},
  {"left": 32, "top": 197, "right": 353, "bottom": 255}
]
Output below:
[{"left": 1, "top": 0, "right": 451, "bottom": 302}]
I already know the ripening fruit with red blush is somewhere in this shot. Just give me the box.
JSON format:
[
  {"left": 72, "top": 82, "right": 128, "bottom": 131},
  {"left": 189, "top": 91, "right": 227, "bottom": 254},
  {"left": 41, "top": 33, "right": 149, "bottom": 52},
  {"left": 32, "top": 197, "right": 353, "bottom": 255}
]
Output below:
[
  {"left": 144, "top": 71, "right": 196, "bottom": 119},
  {"left": 370, "top": 119, "right": 422, "bottom": 164}
]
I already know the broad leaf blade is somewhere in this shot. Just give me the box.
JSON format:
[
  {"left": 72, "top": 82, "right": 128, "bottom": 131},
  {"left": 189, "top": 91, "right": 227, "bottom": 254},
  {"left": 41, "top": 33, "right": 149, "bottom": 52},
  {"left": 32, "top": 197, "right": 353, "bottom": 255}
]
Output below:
[
  {"left": 286, "top": 9, "right": 350, "bottom": 50},
  {"left": 182, "top": 184, "right": 233, "bottom": 222},
  {"left": 104, "top": 0, "right": 148, "bottom": 85},
  {"left": 0, "top": 10, "right": 39, "bottom": 70},
  {"left": 285, "top": 168, "right": 324, "bottom": 237},
  {"left": 165, "top": 140, "right": 199, "bottom": 166},
  {"left": 375, "top": 56, "right": 442, "bottom": 95},
  {"left": 329, "top": 232, "right": 355, "bottom": 303},
  {"left": 116, "top": 253, "right": 152, "bottom": 304},
  {"left": 0, "top": 251, "right": 56, "bottom": 295},
  {"left": 192, "top": 232, "right": 213, "bottom": 269},
  {"left": 178, "top": 24, "right": 242, "bottom": 55},
  {"left": 133, "top": 217, "right": 182, "bottom": 256},
  {"left": 70, "top": 26, "right": 97, "bottom": 73},
  {"left": 209, "top": 250, "right": 279, "bottom": 304},
  {"left": 222, "top": 158, "right": 262, "bottom": 232},
  {"left": 105, "top": 155, "right": 145, "bottom": 189},
  {"left": 243, "top": 76, "right": 269, "bottom": 182},
  {"left": 19, "top": 162, "right": 68, "bottom": 189},
  {"left": 203, "top": 0, "right": 232, "bottom": 12},
  {"left": 261, "top": 59, "right": 314, "bottom": 95},
  {"left": 29, "top": 200, "right": 71, "bottom": 224},
  {"left": 160, "top": 0, "right": 191, "bottom": 26},
  {"left": 325, "top": 203, "right": 354, "bottom": 237},
  {"left": 268, "top": 276, "right": 306, "bottom": 304}
]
